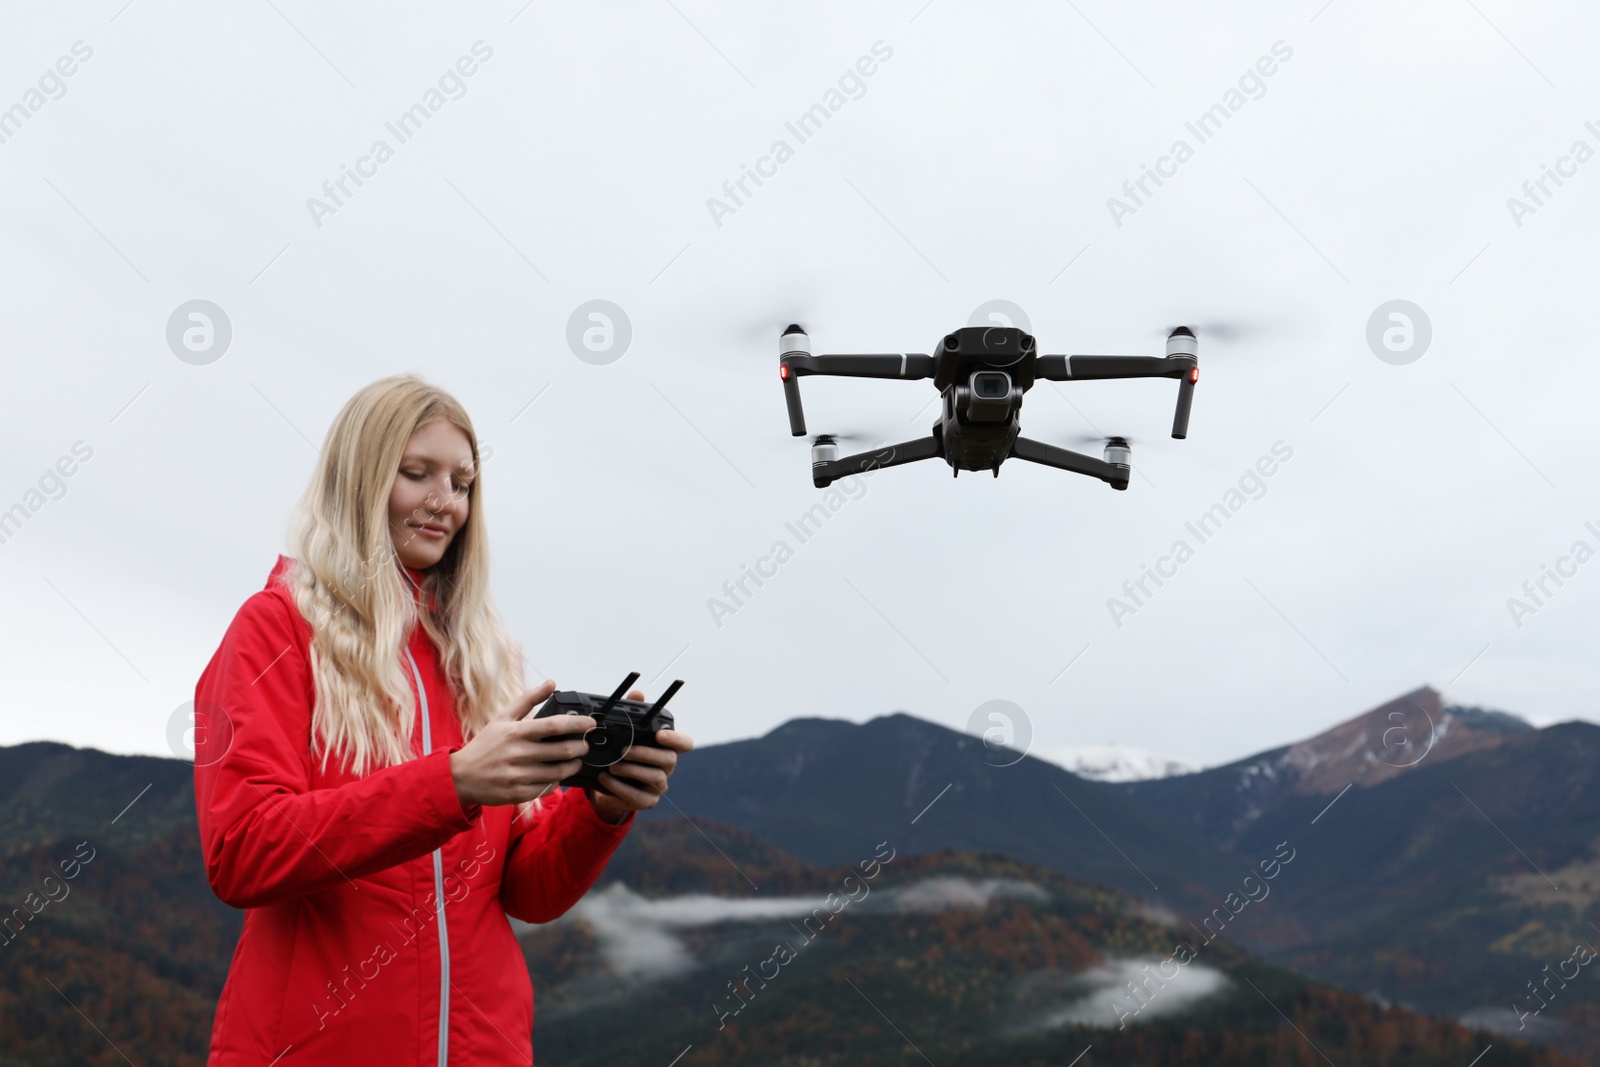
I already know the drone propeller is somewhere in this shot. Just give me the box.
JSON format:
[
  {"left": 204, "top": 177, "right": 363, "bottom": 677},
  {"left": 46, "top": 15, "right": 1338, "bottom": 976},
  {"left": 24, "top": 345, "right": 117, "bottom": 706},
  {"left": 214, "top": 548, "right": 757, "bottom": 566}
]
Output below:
[
  {"left": 719, "top": 298, "right": 824, "bottom": 348},
  {"left": 800, "top": 431, "right": 902, "bottom": 465},
  {"left": 755, "top": 428, "right": 905, "bottom": 464},
  {"left": 1054, "top": 432, "right": 1136, "bottom": 470},
  {"left": 1161, "top": 317, "right": 1308, "bottom": 345},
  {"left": 1062, "top": 433, "right": 1143, "bottom": 448},
  {"left": 811, "top": 431, "right": 896, "bottom": 448}
]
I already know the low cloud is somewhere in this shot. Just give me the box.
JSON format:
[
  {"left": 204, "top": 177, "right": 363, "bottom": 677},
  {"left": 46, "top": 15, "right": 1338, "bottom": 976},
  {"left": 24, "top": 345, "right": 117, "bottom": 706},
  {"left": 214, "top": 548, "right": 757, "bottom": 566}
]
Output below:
[
  {"left": 882, "top": 876, "right": 1049, "bottom": 912},
  {"left": 521, "top": 875, "right": 1052, "bottom": 980},
  {"left": 1003, "top": 957, "right": 1231, "bottom": 1035},
  {"left": 562, "top": 883, "right": 824, "bottom": 979},
  {"left": 1459, "top": 1006, "right": 1563, "bottom": 1041}
]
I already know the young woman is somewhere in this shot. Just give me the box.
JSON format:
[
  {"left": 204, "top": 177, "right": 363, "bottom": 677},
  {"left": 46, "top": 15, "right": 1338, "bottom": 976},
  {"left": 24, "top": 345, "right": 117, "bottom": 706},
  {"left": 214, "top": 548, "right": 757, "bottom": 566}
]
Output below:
[{"left": 191, "top": 374, "right": 693, "bottom": 1065}]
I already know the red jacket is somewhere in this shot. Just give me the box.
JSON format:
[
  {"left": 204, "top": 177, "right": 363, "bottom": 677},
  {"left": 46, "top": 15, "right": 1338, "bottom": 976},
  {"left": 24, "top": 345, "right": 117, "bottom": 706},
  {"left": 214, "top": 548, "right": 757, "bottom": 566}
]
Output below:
[{"left": 193, "top": 555, "right": 633, "bottom": 1065}]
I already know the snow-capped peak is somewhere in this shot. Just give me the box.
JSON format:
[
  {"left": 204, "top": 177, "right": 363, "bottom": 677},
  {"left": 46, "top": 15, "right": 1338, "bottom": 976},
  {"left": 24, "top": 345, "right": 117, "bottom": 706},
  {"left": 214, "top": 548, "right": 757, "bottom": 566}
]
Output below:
[{"left": 1029, "top": 745, "right": 1205, "bottom": 783}]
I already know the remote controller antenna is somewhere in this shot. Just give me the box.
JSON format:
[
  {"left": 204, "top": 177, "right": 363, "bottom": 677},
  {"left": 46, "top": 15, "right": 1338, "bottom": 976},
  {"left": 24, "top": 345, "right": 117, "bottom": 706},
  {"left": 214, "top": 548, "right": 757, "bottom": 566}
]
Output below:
[
  {"left": 643, "top": 680, "right": 684, "bottom": 726},
  {"left": 596, "top": 672, "right": 641, "bottom": 718}
]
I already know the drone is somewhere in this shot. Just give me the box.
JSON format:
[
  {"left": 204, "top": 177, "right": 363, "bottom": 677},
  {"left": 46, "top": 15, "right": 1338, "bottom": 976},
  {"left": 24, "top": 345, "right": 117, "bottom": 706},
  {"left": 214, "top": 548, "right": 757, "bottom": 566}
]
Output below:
[{"left": 778, "top": 324, "right": 1199, "bottom": 489}]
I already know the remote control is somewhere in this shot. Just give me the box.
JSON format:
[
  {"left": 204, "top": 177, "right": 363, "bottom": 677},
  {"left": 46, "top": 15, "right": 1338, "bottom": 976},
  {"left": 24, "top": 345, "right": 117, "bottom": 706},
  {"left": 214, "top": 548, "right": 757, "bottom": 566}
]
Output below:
[{"left": 532, "top": 672, "right": 682, "bottom": 796}]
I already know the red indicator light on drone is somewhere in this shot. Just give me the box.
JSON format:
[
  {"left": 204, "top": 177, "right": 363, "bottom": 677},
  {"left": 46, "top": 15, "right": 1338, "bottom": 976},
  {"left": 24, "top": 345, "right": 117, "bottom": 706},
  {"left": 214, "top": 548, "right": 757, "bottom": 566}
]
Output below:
[
  {"left": 780, "top": 364, "right": 790, "bottom": 381},
  {"left": 1189, "top": 367, "right": 1199, "bottom": 383}
]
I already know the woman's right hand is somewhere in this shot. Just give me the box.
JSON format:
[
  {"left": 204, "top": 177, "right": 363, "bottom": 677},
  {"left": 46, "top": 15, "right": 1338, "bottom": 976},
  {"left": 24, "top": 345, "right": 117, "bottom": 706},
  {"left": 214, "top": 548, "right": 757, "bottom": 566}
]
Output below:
[{"left": 448, "top": 680, "right": 595, "bottom": 808}]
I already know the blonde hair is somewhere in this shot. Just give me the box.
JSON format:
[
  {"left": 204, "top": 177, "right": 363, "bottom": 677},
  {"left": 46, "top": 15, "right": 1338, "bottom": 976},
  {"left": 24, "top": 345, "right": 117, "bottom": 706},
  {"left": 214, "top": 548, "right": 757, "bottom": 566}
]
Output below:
[{"left": 281, "top": 374, "right": 527, "bottom": 780}]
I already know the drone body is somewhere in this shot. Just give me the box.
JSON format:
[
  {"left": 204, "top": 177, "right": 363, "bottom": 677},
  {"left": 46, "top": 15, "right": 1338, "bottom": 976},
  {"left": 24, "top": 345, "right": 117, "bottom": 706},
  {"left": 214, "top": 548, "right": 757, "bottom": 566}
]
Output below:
[{"left": 778, "top": 324, "right": 1199, "bottom": 489}]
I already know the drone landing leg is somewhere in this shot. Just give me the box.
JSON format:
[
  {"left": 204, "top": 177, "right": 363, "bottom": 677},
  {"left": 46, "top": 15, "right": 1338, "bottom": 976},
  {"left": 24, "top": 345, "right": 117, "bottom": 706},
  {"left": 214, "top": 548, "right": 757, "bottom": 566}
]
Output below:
[
  {"left": 1009, "top": 437, "right": 1130, "bottom": 491},
  {"left": 813, "top": 435, "right": 942, "bottom": 489}
]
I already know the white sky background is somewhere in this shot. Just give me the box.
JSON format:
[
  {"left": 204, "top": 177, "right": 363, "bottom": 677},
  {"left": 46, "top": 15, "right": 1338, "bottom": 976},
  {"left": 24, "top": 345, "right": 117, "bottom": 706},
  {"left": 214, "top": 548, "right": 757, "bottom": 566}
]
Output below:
[{"left": 2, "top": 1, "right": 1596, "bottom": 765}]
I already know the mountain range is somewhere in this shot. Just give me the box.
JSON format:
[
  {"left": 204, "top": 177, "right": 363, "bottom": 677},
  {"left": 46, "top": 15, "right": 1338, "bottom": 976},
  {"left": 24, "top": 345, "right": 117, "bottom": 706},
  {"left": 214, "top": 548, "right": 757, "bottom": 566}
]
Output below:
[
  {"left": 643, "top": 686, "right": 1600, "bottom": 1060},
  {"left": 3, "top": 685, "right": 1597, "bottom": 1064}
]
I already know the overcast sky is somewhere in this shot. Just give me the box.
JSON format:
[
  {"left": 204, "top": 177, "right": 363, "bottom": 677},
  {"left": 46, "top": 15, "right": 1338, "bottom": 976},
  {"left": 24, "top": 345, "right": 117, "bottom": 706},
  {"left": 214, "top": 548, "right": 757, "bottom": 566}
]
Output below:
[{"left": 3, "top": 1, "right": 1596, "bottom": 769}]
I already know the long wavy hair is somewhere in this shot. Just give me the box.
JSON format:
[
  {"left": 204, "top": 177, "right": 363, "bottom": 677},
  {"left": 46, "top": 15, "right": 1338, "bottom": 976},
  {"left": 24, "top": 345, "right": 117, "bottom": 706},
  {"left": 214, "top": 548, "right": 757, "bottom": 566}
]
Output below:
[{"left": 281, "top": 374, "right": 527, "bottom": 781}]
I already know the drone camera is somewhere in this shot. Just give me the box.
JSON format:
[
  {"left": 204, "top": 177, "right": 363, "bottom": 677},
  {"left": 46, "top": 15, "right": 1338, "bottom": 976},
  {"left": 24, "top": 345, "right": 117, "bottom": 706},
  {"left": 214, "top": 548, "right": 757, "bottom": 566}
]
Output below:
[
  {"left": 973, "top": 371, "right": 1009, "bottom": 399},
  {"left": 962, "top": 370, "right": 1017, "bottom": 423}
]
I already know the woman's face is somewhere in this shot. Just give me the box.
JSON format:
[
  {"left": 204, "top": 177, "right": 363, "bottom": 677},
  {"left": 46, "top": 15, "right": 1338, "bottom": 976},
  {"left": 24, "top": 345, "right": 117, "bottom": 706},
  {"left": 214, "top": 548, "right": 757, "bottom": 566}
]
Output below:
[{"left": 387, "top": 419, "right": 475, "bottom": 571}]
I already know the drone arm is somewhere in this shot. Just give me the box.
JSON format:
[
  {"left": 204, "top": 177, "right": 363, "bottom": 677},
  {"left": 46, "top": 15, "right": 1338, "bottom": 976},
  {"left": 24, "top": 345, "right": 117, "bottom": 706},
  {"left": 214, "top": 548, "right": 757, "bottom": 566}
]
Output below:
[
  {"left": 789, "top": 353, "right": 937, "bottom": 379},
  {"left": 1039, "top": 328, "right": 1199, "bottom": 440},
  {"left": 1009, "top": 437, "right": 1130, "bottom": 491},
  {"left": 1036, "top": 354, "right": 1182, "bottom": 380},
  {"left": 782, "top": 354, "right": 937, "bottom": 436},
  {"left": 779, "top": 326, "right": 935, "bottom": 437},
  {"left": 812, "top": 435, "right": 942, "bottom": 489}
]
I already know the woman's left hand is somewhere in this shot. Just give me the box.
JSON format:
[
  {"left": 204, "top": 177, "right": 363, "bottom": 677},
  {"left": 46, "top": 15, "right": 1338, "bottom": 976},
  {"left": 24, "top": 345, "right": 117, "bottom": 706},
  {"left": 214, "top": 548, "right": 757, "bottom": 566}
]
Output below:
[{"left": 586, "top": 689, "right": 695, "bottom": 824}]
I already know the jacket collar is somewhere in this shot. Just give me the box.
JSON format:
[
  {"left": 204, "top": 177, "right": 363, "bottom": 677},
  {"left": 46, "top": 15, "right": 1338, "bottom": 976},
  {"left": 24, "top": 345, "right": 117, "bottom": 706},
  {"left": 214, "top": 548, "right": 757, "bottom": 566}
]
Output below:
[
  {"left": 399, "top": 562, "right": 427, "bottom": 593},
  {"left": 398, "top": 561, "right": 440, "bottom": 613}
]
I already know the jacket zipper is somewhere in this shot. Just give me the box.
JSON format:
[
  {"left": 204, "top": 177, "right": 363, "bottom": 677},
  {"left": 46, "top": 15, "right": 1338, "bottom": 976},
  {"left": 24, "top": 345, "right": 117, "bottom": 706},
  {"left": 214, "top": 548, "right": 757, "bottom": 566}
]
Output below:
[{"left": 405, "top": 645, "right": 451, "bottom": 1067}]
